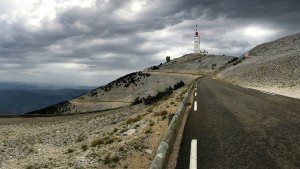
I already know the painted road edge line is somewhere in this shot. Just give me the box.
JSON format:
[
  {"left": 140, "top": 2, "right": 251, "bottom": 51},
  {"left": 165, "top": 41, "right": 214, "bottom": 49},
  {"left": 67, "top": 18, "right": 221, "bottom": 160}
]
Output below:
[
  {"left": 195, "top": 92, "right": 197, "bottom": 96},
  {"left": 190, "top": 139, "right": 197, "bottom": 169},
  {"left": 194, "top": 101, "right": 197, "bottom": 111}
]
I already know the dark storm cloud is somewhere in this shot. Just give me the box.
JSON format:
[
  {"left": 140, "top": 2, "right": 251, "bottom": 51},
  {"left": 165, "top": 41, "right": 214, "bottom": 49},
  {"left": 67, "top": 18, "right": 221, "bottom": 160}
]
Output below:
[
  {"left": 0, "top": 0, "right": 299, "bottom": 85},
  {"left": 180, "top": 0, "right": 300, "bottom": 20}
]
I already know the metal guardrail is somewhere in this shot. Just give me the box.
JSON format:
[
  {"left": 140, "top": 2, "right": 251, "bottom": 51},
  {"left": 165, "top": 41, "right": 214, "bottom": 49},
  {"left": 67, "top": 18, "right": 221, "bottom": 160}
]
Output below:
[{"left": 150, "top": 81, "right": 195, "bottom": 169}]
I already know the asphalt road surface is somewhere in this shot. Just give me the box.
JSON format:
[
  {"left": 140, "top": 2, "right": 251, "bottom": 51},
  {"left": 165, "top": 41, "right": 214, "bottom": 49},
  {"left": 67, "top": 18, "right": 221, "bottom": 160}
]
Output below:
[{"left": 175, "top": 77, "right": 300, "bottom": 169}]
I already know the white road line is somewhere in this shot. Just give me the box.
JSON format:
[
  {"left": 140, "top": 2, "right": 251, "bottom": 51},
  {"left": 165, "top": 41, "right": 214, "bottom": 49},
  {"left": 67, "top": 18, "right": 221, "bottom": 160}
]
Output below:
[
  {"left": 195, "top": 92, "right": 197, "bottom": 96},
  {"left": 190, "top": 139, "right": 197, "bottom": 169},
  {"left": 260, "top": 90, "right": 276, "bottom": 96},
  {"left": 194, "top": 101, "right": 197, "bottom": 111}
]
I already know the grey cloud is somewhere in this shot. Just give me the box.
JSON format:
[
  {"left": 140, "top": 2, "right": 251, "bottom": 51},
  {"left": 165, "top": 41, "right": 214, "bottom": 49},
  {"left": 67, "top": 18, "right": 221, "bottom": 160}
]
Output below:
[{"left": 0, "top": 0, "right": 299, "bottom": 86}]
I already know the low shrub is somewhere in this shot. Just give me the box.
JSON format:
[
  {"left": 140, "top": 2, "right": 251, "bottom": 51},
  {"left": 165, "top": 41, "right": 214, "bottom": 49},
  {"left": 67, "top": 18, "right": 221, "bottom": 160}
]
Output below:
[
  {"left": 66, "top": 148, "right": 74, "bottom": 154},
  {"left": 103, "top": 155, "right": 120, "bottom": 164},
  {"left": 91, "top": 138, "right": 105, "bottom": 147},
  {"left": 76, "top": 134, "right": 86, "bottom": 142},
  {"left": 81, "top": 145, "right": 88, "bottom": 151},
  {"left": 149, "top": 122, "right": 155, "bottom": 126},
  {"left": 160, "top": 110, "right": 168, "bottom": 116},
  {"left": 145, "top": 128, "right": 152, "bottom": 133},
  {"left": 25, "top": 165, "right": 34, "bottom": 169},
  {"left": 126, "top": 115, "right": 142, "bottom": 124},
  {"left": 91, "top": 137, "right": 117, "bottom": 147},
  {"left": 111, "top": 156, "right": 120, "bottom": 163},
  {"left": 119, "top": 147, "right": 125, "bottom": 152},
  {"left": 154, "top": 110, "right": 168, "bottom": 117},
  {"left": 104, "top": 155, "right": 111, "bottom": 164}
]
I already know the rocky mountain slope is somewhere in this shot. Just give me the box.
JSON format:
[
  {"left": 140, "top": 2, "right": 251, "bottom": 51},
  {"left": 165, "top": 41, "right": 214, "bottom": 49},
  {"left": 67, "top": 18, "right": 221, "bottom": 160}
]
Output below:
[
  {"left": 0, "top": 52, "right": 235, "bottom": 168},
  {"left": 217, "top": 32, "right": 300, "bottom": 98},
  {"left": 28, "top": 54, "right": 235, "bottom": 115},
  {"left": 28, "top": 72, "right": 197, "bottom": 115},
  {"left": 0, "top": 84, "right": 191, "bottom": 169}
]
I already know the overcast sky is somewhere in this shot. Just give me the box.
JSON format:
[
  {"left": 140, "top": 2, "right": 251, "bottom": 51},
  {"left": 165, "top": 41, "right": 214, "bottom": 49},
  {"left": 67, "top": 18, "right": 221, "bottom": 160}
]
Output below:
[{"left": 0, "top": 0, "right": 299, "bottom": 86}]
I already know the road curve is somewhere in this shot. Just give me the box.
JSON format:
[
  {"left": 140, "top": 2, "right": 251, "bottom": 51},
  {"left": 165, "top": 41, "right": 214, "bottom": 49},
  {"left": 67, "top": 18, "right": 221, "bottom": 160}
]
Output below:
[{"left": 175, "top": 77, "right": 300, "bottom": 169}]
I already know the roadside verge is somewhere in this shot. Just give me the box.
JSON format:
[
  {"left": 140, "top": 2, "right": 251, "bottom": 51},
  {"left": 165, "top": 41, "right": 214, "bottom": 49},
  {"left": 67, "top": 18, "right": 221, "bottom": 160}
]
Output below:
[{"left": 150, "top": 79, "right": 196, "bottom": 169}]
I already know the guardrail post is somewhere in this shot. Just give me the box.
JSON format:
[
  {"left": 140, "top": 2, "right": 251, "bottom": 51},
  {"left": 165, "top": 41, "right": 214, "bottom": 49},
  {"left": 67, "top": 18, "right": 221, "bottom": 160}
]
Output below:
[{"left": 167, "top": 113, "right": 175, "bottom": 125}]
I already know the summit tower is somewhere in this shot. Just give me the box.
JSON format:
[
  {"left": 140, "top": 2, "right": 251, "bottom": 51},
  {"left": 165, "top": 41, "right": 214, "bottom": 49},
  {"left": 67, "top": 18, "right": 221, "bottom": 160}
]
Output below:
[{"left": 194, "top": 24, "right": 200, "bottom": 53}]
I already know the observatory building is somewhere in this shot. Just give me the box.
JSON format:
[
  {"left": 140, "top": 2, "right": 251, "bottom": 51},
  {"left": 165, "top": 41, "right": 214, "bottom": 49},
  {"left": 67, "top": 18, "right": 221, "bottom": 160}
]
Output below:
[{"left": 194, "top": 24, "right": 200, "bottom": 53}]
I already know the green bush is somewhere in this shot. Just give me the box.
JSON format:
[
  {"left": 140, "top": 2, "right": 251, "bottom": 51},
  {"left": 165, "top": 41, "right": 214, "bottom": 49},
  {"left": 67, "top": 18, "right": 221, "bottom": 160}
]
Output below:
[
  {"left": 154, "top": 110, "right": 168, "bottom": 117},
  {"left": 119, "top": 147, "right": 124, "bottom": 152},
  {"left": 145, "top": 128, "right": 151, "bottom": 133},
  {"left": 66, "top": 149, "right": 74, "bottom": 154},
  {"left": 91, "top": 137, "right": 116, "bottom": 147},
  {"left": 103, "top": 154, "right": 120, "bottom": 164},
  {"left": 126, "top": 115, "right": 142, "bottom": 124},
  {"left": 76, "top": 134, "right": 86, "bottom": 142},
  {"left": 160, "top": 110, "right": 168, "bottom": 116},
  {"left": 81, "top": 145, "right": 88, "bottom": 151},
  {"left": 106, "top": 138, "right": 115, "bottom": 144},
  {"left": 91, "top": 138, "right": 105, "bottom": 147},
  {"left": 149, "top": 122, "right": 155, "bottom": 126},
  {"left": 104, "top": 155, "right": 111, "bottom": 164},
  {"left": 25, "top": 165, "right": 34, "bottom": 169},
  {"left": 111, "top": 156, "right": 120, "bottom": 163}
]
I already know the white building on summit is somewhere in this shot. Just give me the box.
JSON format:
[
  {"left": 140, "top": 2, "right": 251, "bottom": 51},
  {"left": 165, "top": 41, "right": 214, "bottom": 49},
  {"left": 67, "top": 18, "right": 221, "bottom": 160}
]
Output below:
[{"left": 194, "top": 24, "right": 200, "bottom": 53}]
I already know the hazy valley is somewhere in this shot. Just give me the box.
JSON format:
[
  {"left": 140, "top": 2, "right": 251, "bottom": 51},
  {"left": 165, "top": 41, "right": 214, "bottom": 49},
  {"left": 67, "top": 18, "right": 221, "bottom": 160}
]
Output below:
[{"left": 0, "top": 84, "right": 94, "bottom": 115}]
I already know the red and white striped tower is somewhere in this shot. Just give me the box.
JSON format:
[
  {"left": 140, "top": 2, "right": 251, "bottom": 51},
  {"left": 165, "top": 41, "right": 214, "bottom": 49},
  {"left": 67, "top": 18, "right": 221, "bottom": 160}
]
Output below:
[{"left": 194, "top": 24, "right": 200, "bottom": 53}]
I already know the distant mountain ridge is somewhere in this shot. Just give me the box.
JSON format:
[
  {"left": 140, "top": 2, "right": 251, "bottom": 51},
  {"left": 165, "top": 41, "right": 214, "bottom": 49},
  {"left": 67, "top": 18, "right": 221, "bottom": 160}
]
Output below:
[
  {"left": 0, "top": 87, "right": 92, "bottom": 115},
  {"left": 0, "top": 82, "right": 96, "bottom": 91}
]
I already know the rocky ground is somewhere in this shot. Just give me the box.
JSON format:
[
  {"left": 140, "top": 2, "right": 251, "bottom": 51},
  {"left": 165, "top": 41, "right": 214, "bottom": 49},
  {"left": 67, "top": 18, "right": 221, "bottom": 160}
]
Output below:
[
  {"left": 217, "top": 32, "right": 300, "bottom": 99},
  {"left": 0, "top": 83, "right": 192, "bottom": 169}
]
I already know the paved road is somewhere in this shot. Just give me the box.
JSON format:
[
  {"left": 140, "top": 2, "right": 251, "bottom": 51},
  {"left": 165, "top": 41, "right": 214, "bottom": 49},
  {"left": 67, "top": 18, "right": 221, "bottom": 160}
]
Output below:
[{"left": 175, "top": 77, "right": 300, "bottom": 169}]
